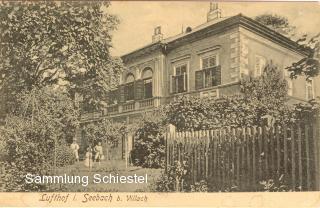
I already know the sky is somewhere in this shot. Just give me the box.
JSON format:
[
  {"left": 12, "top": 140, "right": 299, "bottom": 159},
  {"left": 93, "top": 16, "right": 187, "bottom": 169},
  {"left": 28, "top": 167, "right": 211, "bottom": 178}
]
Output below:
[{"left": 107, "top": 1, "right": 320, "bottom": 57}]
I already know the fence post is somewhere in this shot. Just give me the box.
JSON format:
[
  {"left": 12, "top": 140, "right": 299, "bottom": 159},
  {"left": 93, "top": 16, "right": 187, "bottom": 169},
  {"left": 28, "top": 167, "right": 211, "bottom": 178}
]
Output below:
[{"left": 166, "top": 124, "right": 176, "bottom": 173}]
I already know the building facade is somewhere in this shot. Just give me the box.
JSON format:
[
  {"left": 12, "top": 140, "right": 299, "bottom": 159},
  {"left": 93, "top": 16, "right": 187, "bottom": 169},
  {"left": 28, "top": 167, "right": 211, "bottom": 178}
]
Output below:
[{"left": 80, "top": 4, "right": 318, "bottom": 126}]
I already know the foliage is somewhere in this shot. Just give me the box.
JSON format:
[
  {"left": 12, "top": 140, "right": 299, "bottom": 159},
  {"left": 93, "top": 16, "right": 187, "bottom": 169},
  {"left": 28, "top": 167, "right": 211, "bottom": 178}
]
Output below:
[
  {"left": 81, "top": 118, "right": 126, "bottom": 147},
  {"left": 254, "top": 13, "right": 319, "bottom": 80},
  {"left": 154, "top": 161, "right": 188, "bottom": 192},
  {"left": 259, "top": 174, "right": 290, "bottom": 192},
  {"left": 289, "top": 98, "right": 320, "bottom": 124},
  {"left": 240, "top": 62, "right": 290, "bottom": 125},
  {"left": 14, "top": 87, "right": 79, "bottom": 143},
  {"left": 190, "top": 180, "right": 208, "bottom": 192},
  {"left": 0, "top": 88, "right": 79, "bottom": 191},
  {"left": 54, "top": 144, "right": 76, "bottom": 168},
  {"left": 286, "top": 35, "right": 320, "bottom": 80},
  {"left": 254, "top": 13, "right": 296, "bottom": 38},
  {"left": 0, "top": 1, "right": 124, "bottom": 111},
  {"left": 154, "top": 160, "right": 207, "bottom": 192},
  {"left": 1, "top": 115, "right": 53, "bottom": 191},
  {"left": 131, "top": 113, "right": 166, "bottom": 168}
]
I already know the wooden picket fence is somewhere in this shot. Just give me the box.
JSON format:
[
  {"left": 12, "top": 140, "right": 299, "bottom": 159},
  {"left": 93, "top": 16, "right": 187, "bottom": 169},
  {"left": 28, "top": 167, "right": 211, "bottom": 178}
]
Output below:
[{"left": 165, "top": 121, "right": 320, "bottom": 192}]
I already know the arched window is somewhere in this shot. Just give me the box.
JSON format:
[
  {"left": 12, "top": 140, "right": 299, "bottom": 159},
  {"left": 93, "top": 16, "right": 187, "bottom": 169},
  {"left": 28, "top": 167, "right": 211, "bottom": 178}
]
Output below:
[
  {"left": 125, "top": 73, "right": 135, "bottom": 101},
  {"left": 142, "top": 68, "right": 153, "bottom": 99}
]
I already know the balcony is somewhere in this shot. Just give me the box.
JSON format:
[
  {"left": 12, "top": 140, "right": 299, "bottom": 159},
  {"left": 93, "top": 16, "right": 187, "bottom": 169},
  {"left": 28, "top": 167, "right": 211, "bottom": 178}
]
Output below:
[
  {"left": 122, "top": 101, "right": 135, "bottom": 112},
  {"left": 107, "top": 104, "right": 119, "bottom": 114},
  {"left": 139, "top": 97, "right": 154, "bottom": 108},
  {"left": 80, "top": 97, "right": 162, "bottom": 121}
]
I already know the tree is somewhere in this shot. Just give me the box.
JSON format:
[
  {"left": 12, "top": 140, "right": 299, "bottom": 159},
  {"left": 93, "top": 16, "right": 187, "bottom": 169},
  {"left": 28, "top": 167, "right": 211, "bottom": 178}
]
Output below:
[
  {"left": 286, "top": 34, "right": 320, "bottom": 80},
  {"left": 0, "top": 1, "right": 123, "bottom": 112},
  {"left": 82, "top": 118, "right": 127, "bottom": 147},
  {"left": 240, "top": 61, "right": 289, "bottom": 124},
  {"left": 254, "top": 14, "right": 320, "bottom": 81},
  {"left": 254, "top": 14, "right": 296, "bottom": 38},
  {"left": 0, "top": 87, "right": 79, "bottom": 191}
]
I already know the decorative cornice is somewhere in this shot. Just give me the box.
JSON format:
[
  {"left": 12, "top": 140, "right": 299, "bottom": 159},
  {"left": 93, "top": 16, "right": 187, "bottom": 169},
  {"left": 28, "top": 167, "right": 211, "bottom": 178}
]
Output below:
[
  {"left": 170, "top": 54, "right": 191, "bottom": 63},
  {"left": 196, "top": 45, "right": 221, "bottom": 55}
]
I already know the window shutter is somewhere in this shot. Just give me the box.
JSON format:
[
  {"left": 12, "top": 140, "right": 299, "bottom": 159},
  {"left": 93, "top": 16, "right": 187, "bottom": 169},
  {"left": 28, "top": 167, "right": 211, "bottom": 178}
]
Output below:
[
  {"left": 183, "top": 73, "right": 187, "bottom": 91},
  {"left": 135, "top": 80, "right": 144, "bottom": 100},
  {"left": 119, "top": 85, "right": 125, "bottom": 103},
  {"left": 195, "top": 70, "right": 204, "bottom": 90},
  {"left": 170, "top": 75, "right": 176, "bottom": 94},
  {"left": 215, "top": 65, "right": 222, "bottom": 86}
]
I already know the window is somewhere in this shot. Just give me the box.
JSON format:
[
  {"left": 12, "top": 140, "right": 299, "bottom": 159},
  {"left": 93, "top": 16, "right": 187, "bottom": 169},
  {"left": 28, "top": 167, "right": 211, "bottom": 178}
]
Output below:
[
  {"left": 109, "top": 89, "right": 118, "bottom": 105},
  {"left": 141, "top": 68, "right": 153, "bottom": 99},
  {"left": 284, "top": 69, "right": 293, "bottom": 96},
  {"left": 143, "top": 78, "right": 153, "bottom": 99},
  {"left": 202, "top": 55, "right": 217, "bottom": 69},
  {"left": 201, "top": 54, "right": 219, "bottom": 88},
  {"left": 125, "top": 74, "right": 135, "bottom": 101},
  {"left": 254, "top": 55, "right": 266, "bottom": 77},
  {"left": 172, "top": 64, "right": 188, "bottom": 93},
  {"left": 306, "top": 80, "right": 314, "bottom": 100}
]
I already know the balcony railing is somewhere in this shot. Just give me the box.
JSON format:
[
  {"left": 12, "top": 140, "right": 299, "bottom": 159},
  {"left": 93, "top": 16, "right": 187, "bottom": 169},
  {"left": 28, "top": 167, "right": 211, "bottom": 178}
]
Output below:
[
  {"left": 122, "top": 101, "right": 135, "bottom": 112},
  {"left": 139, "top": 97, "right": 154, "bottom": 108},
  {"left": 107, "top": 104, "right": 118, "bottom": 114}
]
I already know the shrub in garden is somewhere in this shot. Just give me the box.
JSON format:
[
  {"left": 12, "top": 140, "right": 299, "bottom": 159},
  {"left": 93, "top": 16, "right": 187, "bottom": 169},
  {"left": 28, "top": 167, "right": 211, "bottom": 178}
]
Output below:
[
  {"left": 53, "top": 144, "right": 76, "bottom": 167},
  {"left": 0, "top": 88, "right": 79, "bottom": 191},
  {"left": 258, "top": 174, "right": 291, "bottom": 192},
  {"left": 82, "top": 118, "right": 126, "bottom": 148},
  {"left": 1, "top": 116, "right": 54, "bottom": 191},
  {"left": 154, "top": 160, "right": 208, "bottom": 192},
  {"left": 131, "top": 114, "right": 166, "bottom": 168}
]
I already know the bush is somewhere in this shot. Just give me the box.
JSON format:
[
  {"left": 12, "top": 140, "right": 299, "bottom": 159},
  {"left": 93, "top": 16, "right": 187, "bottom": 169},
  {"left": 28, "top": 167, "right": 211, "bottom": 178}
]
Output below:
[
  {"left": 53, "top": 144, "right": 76, "bottom": 168},
  {"left": 154, "top": 160, "right": 208, "bottom": 192},
  {"left": 258, "top": 174, "right": 291, "bottom": 192},
  {"left": 131, "top": 114, "right": 166, "bottom": 168}
]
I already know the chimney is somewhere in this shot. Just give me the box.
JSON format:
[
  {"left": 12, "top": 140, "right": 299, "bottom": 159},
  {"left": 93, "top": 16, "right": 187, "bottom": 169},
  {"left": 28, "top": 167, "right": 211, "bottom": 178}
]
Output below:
[
  {"left": 152, "top": 26, "right": 163, "bottom": 43},
  {"left": 207, "top": 2, "right": 221, "bottom": 22}
]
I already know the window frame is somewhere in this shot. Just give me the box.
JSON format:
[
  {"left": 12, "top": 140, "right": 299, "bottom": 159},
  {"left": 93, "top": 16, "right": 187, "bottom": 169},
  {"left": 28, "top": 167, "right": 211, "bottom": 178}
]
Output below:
[
  {"left": 125, "top": 73, "right": 135, "bottom": 102},
  {"left": 141, "top": 68, "right": 153, "bottom": 99},
  {"left": 173, "top": 61, "right": 189, "bottom": 93},
  {"left": 200, "top": 53, "right": 219, "bottom": 88},
  {"left": 143, "top": 77, "right": 153, "bottom": 99},
  {"left": 254, "top": 55, "right": 267, "bottom": 77},
  {"left": 306, "top": 79, "right": 314, "bottom": 100}
]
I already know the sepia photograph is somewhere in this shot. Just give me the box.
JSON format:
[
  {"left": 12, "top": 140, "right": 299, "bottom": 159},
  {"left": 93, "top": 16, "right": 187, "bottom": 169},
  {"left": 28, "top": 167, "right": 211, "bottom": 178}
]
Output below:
[{"left": 0, "top": 0, "right": 320, "bottom": 205}]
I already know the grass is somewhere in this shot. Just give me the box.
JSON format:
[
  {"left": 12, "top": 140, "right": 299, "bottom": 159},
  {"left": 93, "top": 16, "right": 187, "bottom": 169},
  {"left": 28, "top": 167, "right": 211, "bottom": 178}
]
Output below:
[{"left": 50, "top": 160, "right": 162, "bottom": 192}]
